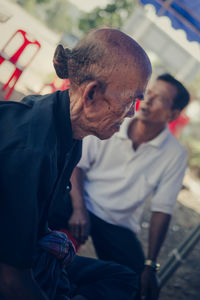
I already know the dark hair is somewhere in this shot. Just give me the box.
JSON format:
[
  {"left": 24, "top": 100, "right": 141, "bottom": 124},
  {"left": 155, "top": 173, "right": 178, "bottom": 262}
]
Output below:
[
  {"left": 53, "top": 42, "right": 107, "bottom": 87},
  {"left": 53, "top": 44, "right": 71, "bottom": 79},
  {"left": 157, "top": 73, "right": 190, "bottom": 111}
]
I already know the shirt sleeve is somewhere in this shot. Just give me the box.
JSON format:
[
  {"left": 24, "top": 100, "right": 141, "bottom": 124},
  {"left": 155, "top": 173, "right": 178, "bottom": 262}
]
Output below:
[
  {"left": 0, "top": 149, "right": 46, "bottom": 269},
  {"left": 151, "top": 148, "right": 187, "bottom": 215},
  {"left": 77, "top": 136, "right": 100, "bottom": 171}
]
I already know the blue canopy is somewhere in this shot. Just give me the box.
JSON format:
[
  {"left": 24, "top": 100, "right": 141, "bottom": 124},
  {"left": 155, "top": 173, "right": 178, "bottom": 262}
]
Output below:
[{"left": 140, "top": 0, "right": 200, "bottom": 43}]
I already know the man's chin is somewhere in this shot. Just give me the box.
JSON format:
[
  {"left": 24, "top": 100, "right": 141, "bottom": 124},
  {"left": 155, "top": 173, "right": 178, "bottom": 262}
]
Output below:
[
  {"left": 96, "top": 130, "right": 116, "bottom": 140},
  {"left": 137, "top": 115, "right": 150, "bottom": 122}
]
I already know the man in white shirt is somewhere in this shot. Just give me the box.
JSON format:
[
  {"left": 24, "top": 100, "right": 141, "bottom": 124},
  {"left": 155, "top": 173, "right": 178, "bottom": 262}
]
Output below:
[{"left": 52, "top": 74, "right": 190, "bottom": 300}]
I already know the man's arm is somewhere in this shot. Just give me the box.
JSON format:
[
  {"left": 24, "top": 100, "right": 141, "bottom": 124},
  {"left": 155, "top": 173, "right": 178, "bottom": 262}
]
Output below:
[
  {"left": 147, "top": 211, "right": 171, "bottom": 261},
  {"left": 140, "top": 148, "right": 187, "bottom": 299},
  {"left": 69, "top": 167, "right": 90, "bottom": 244},
  {"left": 0, "top": 263, "right": 48, "bottom": 300},
  {"left": 68, "top": 135, "right": 99, "bottom": 244},
  {"left": 140, "top": 212, "right": 171, "bottom": 300}
]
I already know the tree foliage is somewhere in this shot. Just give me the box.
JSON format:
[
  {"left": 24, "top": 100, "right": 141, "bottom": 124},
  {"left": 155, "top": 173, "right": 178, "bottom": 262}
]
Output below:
[
  {"left": 79, "top": 0, "right": 137, "bottom": 34},
  {"left": 17, "top": 0, "right": 75, "bottom": 33},
  {"left": 18, "top": 0, "right": 50, "bottom": 11},
  {"left": 44, "top": 0, "right": 73, "bottom": 32}
]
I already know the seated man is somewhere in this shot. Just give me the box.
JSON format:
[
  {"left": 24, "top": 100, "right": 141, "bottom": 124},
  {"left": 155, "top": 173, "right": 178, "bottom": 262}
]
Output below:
[
  {"left": 50, "top": 74, "right": 190, "bottom": 300},
  {"left": 0, "top": 28, "right": 152, "bottom": 300}
]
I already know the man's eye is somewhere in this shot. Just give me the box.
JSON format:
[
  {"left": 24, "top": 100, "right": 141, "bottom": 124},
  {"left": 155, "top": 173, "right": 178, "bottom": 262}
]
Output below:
[{"left": 156, "top": 96, "right": 164, "bottom": 102}]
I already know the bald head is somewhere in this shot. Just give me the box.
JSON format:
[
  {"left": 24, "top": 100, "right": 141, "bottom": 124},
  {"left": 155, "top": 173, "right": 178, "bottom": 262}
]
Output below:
[
  {"left": 53, "top": 28, "right": 151, "bottom": 88},
  {"left": 83, "top": 28, "right": 150, "bottom": 67}
]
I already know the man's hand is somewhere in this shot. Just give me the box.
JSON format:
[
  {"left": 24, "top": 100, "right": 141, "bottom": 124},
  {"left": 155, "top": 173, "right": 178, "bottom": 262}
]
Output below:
[
  {"left": 140, "top": 267, "right": 160, "bottom": 300},
  {"left": 68, "top": 208, "right": 90, "bottom": 244}
]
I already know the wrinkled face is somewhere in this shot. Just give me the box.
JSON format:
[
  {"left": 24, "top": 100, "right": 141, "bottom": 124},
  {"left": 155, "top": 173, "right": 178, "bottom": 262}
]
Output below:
[
  {"left": 87, "top": 66, "right": 150, "bottom": 140},
  {"left": 138, "top": 80, "right": 178, "bottom": 125}
]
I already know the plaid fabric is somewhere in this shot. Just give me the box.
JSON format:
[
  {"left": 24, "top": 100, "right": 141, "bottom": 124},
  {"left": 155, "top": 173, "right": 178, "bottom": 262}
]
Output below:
[{"left": 38, "top": 230, "right": 76, "bottom": 267}]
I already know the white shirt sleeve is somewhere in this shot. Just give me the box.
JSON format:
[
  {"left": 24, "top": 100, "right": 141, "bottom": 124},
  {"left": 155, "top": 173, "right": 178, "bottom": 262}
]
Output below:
[
  {"left": 77, "top": 135, "right": 100, "bottom": 172},
  {"left": 151, "top": 148, "right": 187, "bottom": 215}
]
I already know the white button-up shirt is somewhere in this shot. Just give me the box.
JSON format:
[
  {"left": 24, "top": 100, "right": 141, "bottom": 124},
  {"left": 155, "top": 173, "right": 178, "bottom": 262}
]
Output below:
[{"left": 78, "top": 118, "right": 187, "bottom": 233}]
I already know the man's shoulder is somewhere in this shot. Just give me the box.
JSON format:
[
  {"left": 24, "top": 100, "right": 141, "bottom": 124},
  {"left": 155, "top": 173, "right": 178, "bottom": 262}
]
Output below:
[
  {"left": 161, "top": 129, "right": 187, "bottom": 163},
  {"left": 166, "top": 130, "right": 186, "bottom": 153},
  {"left": 0, "top": 92, "right": 64, "bottom": 152},
  {"left": 21, "top": 91, "right": 61, "bottom": 111},
  {"left": 0, "top": 98, "right": 34, "bottom": 150},
  {"left": 0, "top": 91, "right": 60, "bottom": 115},
  {"left": 83, "top": 134, "right": 109, "bottom": 147}
]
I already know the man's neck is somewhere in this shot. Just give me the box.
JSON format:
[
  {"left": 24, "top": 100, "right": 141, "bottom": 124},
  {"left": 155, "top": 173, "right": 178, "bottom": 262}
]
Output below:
[
  {"left": 128, "top": 118, "right": 166, "bottom": 150},
  {"left": 71, "top": 120, "right": 87, "bottom": 140}
]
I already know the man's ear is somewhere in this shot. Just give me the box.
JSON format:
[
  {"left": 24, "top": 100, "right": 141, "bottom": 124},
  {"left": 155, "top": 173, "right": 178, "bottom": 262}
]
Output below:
[
  {"left": 168, "top": 109, "right": 180, "bottom": 123},
  {"left": 82, "top": 81, "right": 99, "bottom": 107}
]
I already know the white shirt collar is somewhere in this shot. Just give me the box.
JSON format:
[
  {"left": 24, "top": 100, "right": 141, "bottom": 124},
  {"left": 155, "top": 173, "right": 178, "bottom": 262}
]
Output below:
[
  {"left": 148, "top": 126, "right": 170, "bottom": 148},
  {"left": 116, "top": 117, "right": 170, "bottom": 149}
]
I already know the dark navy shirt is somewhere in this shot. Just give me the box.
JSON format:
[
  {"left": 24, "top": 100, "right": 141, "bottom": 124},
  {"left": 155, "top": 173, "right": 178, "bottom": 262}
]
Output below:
[{"left": 0, "top": 90, "right": 82, "bottom": 268}]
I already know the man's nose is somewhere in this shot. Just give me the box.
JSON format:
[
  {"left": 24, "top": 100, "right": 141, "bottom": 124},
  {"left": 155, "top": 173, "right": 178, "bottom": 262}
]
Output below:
[{"left": 144, "top": 95, "right": 154, "bottom": 105}]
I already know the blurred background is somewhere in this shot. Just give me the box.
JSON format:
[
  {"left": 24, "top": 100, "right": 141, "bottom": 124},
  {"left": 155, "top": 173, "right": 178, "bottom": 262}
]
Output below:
[{"left": 0, "top": 1, "right": 200, "bottom": 299}]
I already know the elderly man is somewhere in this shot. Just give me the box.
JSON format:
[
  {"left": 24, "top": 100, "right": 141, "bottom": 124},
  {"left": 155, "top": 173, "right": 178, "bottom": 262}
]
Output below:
[
  {"left": 0, "top": 28, "right": 151, "bottom": 300},
  {"left": 55, "top": 74, "right": 189, "bottom": 300}
]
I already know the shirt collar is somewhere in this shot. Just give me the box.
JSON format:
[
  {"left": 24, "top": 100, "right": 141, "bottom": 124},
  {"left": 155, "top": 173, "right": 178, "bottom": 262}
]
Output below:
[
  {"left": 147, "top": 126, "right": 170, "bottom": 148},
  {"left": 116, "top": 117, "right": 171, "bottom": 148}
]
